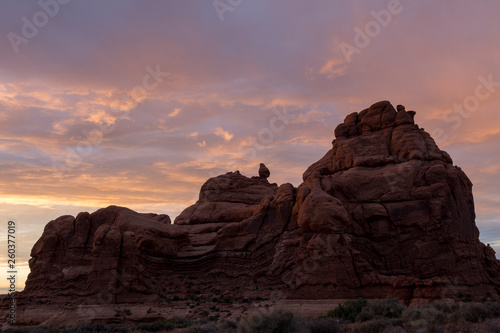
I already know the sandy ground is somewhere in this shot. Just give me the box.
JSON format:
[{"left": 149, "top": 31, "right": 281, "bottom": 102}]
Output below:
[{"left": 0, "top": 298, "right": 350, "bottom": 328}]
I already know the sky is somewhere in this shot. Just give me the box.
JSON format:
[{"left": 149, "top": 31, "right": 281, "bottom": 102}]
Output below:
[{"left": 1, "top": 0, "right": 500, "bottom": 293}]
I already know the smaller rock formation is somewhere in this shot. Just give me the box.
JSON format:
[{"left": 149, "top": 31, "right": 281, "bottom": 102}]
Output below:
[
  {"left": 174, "top": 170, "right": 278, "bottom": 225},
  {"left": 259, "top": 163, "right": 271, "bottom": 179}
]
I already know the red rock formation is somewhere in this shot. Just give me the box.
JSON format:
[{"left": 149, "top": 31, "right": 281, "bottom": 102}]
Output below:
[
  {"left": 13, "top": 101, "right": 500, "bottom": 320},
  {"left": 284, "top": 101, "right": 499, "bottom": 300}
]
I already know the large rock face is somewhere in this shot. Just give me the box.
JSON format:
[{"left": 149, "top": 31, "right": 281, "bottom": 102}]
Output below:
[
  {"left": 286, "top": 101, "right": 498, "bottom": 300},
  {"left": 16, "top": 101, "right": 500, "bottom": 313}
]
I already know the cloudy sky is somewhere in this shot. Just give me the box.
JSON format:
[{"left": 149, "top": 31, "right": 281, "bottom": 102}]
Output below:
[{"left": 1, "top": 0, "right": 500, "bottom": 292}]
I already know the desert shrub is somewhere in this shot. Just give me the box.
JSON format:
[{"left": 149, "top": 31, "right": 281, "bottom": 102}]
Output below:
[
  {"left": 427, "top": 301, "right": 457, "bottom": 314},
  {"left": 486, "top": 301, "right": 500, "bottom": 316},
  {"left": 478, "top": 318, "right": 500, "bottom": 333},
  {"left": 238, "top": 309, "right": 296, "bottom": 333},
  {"left": 353, "top": 318, "right": 402, "bottom": 333},
  {"left": 356, "top": 298, "right": 406, "bottom": 322},
  {"left": 456, "top": 302, "right": 493, "bottom": 323},
  {"left": 302, "top": 317, "right": 342, "bottom": 333},
  {"left": 220, "top": 320, "right": 237, "bottom": 329},
  {"left": 164, "top": 317, "right": 192, "bottom": 328},
  {"left": 222, "top": 296, "right": 235, "bottom": 303},
  {"left": 355, "top": 310, "right": 374, "bottom": 323},
  {"left": 327, "top": 298, "right": 368, "bottom": 323},
  {"left": 135, "top": 320, "right": 175, "bottom": 332},
  {"left": 447, "top": 317, "right": 474, "bottom": 333},
  {"left": 381, "top": 326, "right": 407, "bottom": 333},
  {"left": 109, "top": 327, "right": 129, "bottom": 333},
  {"left": 402, "top": 304, "right": 446, "bottom": 332},
  {"left": 184, "top": 321, "right": 219, "bottom": 333}
]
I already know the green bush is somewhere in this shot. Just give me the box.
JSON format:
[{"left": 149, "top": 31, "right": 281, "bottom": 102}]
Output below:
[
  {"left": 238, "top": 309, "right": 296, "bottom": 333},
  {"left": 327, "top": 298, "right": 368, "bottom": 323},
  {"left": 355, "top": 298, "right": 405, "bottom": 322}
]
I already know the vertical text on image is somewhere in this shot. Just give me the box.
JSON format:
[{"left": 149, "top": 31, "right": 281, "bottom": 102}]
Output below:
[{"left": 7, "top": 220, "right": 17, "bottom": 324}]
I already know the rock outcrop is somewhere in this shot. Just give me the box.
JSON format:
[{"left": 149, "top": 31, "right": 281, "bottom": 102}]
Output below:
[
  {"left": 288, "top": 101, "right": 498, "bottom": 300},
  {"left": 174, "top": 170, "right": 278, "bottom": 225},
  {"left": 10, "top": 101, "right": 500, "bottom": 325}
]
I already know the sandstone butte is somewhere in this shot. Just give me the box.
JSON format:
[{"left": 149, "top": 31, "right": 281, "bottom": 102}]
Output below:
[{"left": 3, "top": 101, "right": 500, "bottom": 325}]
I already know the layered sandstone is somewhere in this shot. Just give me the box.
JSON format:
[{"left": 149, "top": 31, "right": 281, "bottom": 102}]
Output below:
[{"left": 8, "top": 101, "right": 500, "bottom": 325}]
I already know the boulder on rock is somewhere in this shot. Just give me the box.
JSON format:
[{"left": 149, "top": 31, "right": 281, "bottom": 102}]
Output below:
[{"left": 259, "top": 162, "right": 271, "bottom": 179}]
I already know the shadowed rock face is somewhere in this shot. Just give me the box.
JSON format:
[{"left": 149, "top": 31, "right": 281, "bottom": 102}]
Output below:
[{"left": 19, "top": 101, "right": 500, "bottom": 308}]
